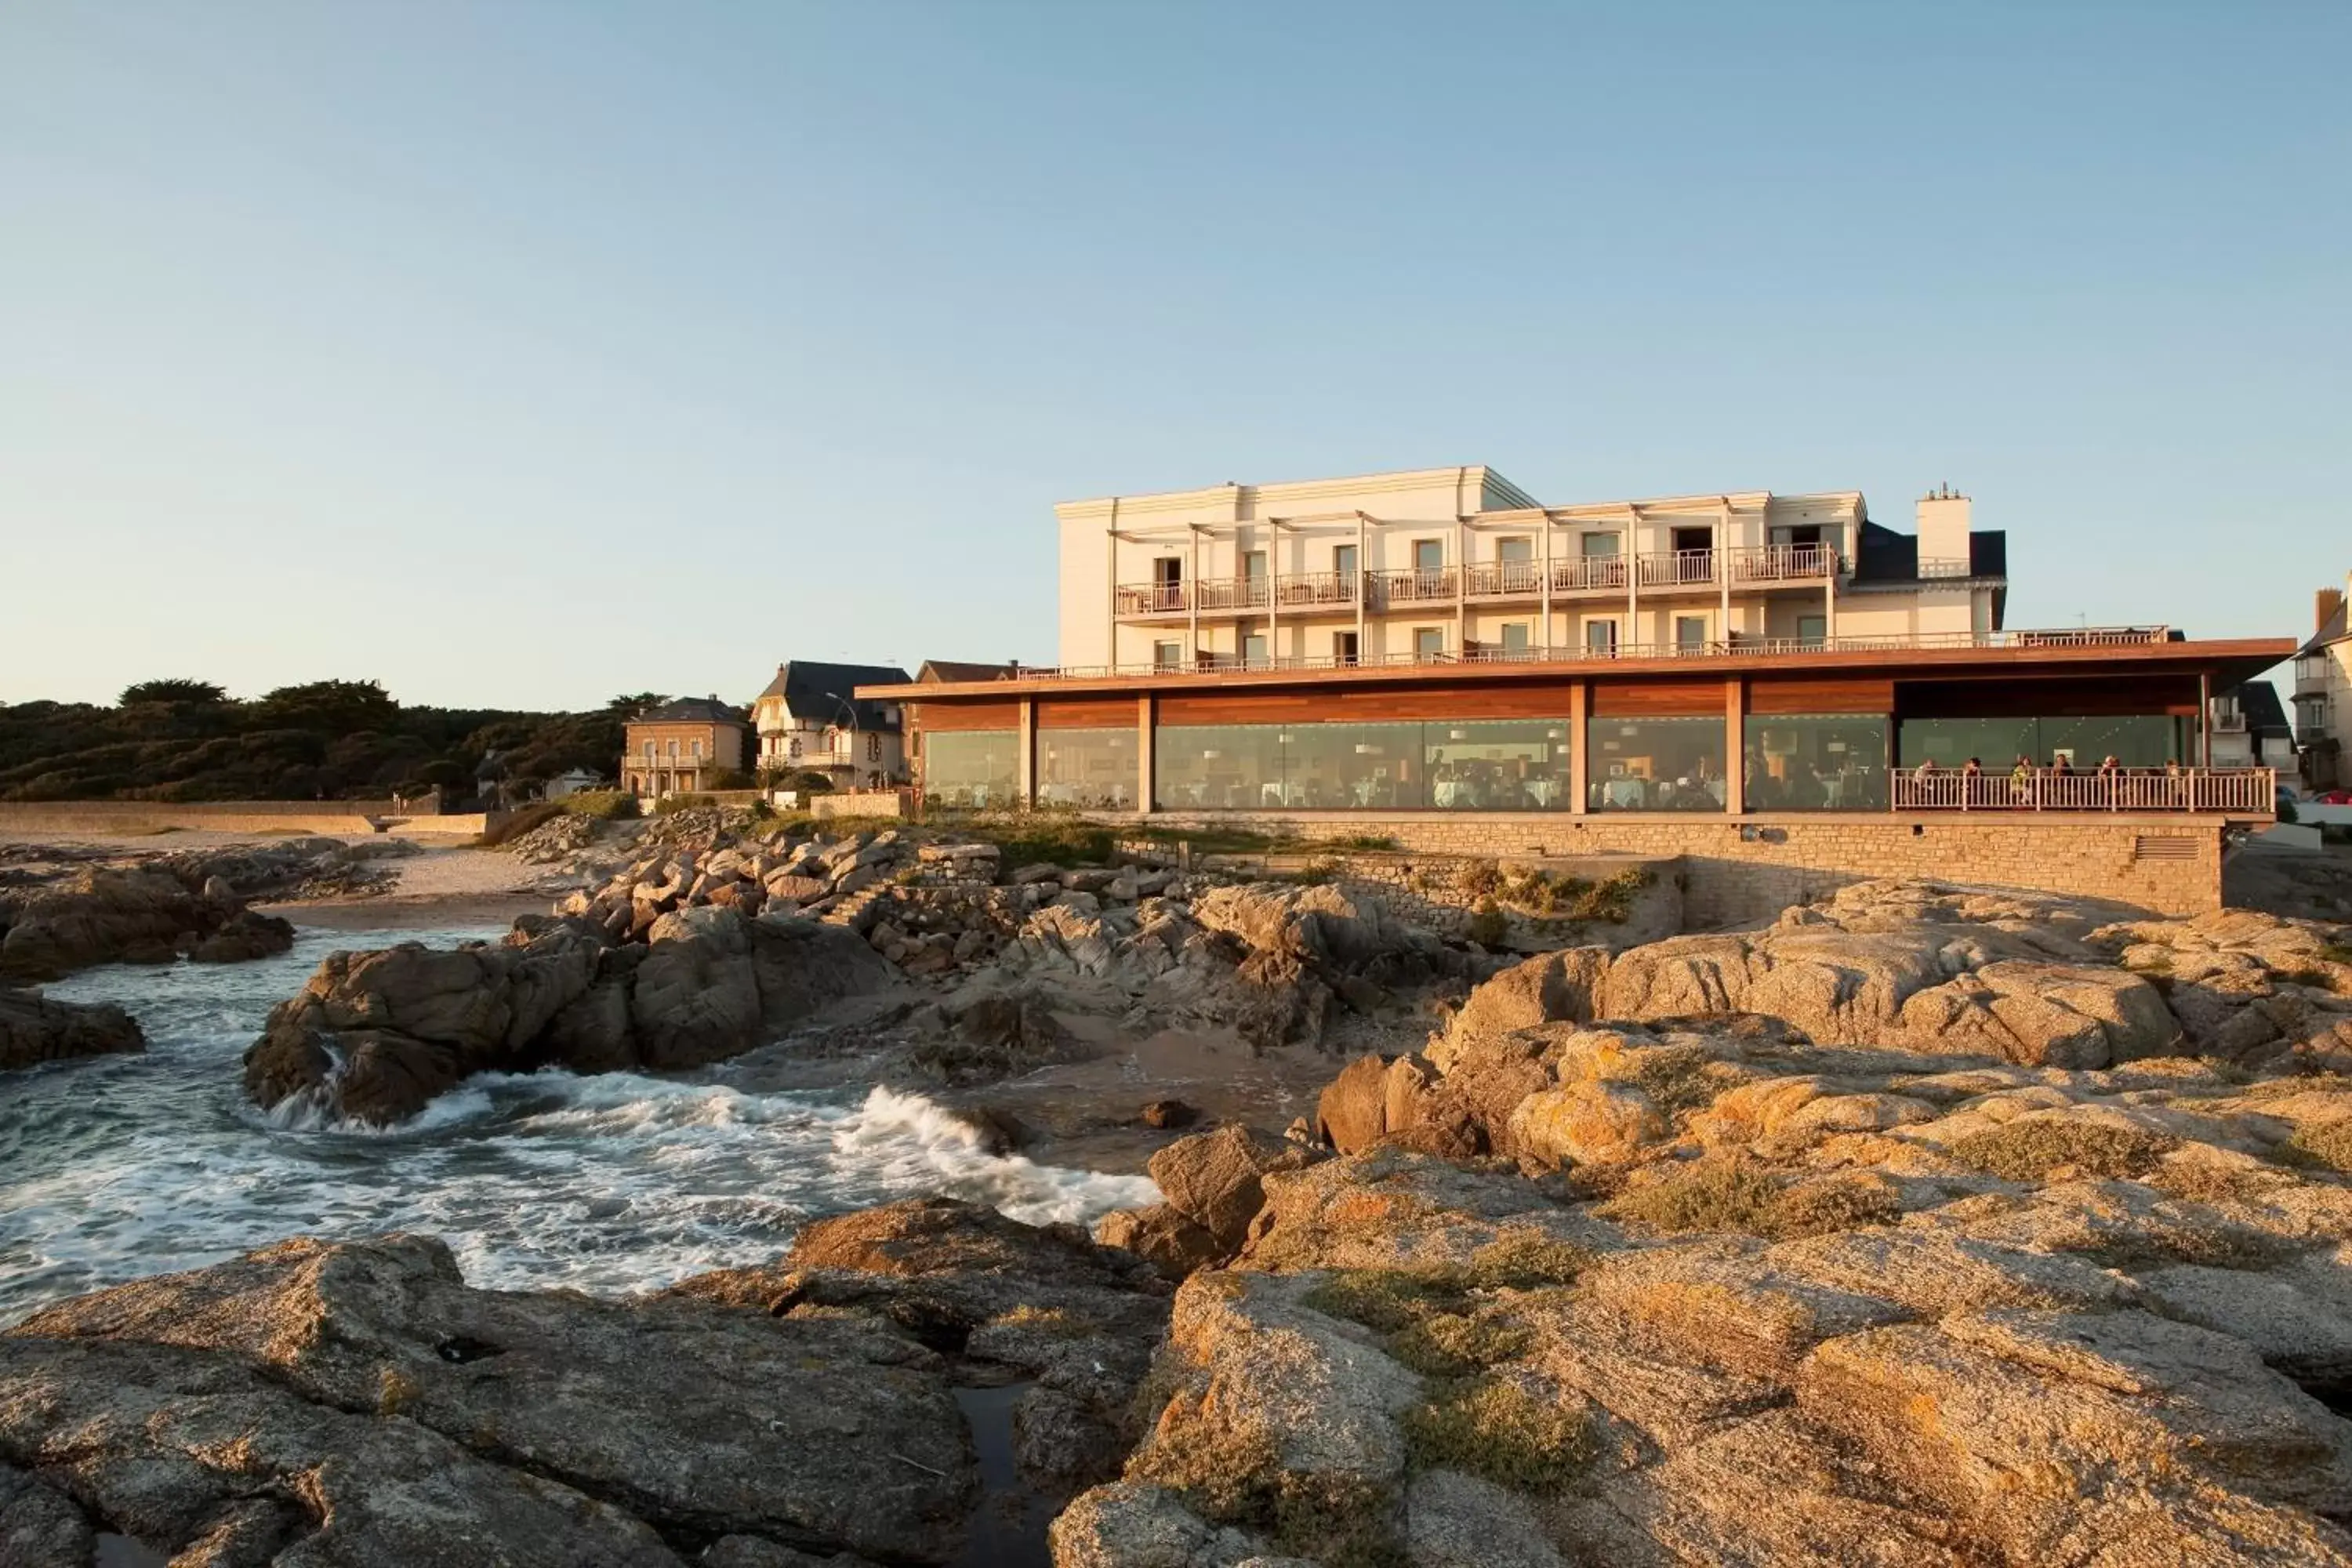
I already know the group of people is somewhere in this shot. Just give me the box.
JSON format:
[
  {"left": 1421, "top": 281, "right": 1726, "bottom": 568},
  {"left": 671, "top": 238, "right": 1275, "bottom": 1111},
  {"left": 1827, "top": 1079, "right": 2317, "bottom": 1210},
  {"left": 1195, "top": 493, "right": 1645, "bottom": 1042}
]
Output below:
[{"left": 1907, "top": 753, "right": 2178, "bottom": 804}]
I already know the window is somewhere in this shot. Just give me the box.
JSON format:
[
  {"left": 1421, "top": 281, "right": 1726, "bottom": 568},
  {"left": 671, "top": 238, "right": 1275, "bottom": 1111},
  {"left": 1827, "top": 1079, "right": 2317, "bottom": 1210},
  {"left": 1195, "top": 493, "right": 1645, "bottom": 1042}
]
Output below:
[
  {"left": 666, "top": 739, "right": 679, "bottom": 758},
  {"left": 1897, "top": 716, "right": 2191, "bottom": 771},
  {"left": 1581, "top": 532, "right": 1621, "bottom": 557},
  {"left": 924, "top": 731, "right": 1019, "bottom": 808},
  {"left": 1153, "top": 640, "right": 1183, "bottom": 671},
  {"left": 1242, "top": 550, "right": 1267, "bottom": 585},
  {"left": 1497, "top": 537, "right": 1533, "bottom": 564},
  {"left": 1675, "top": 615, "right": 1708, "bottom": 653},
  {"left": 1037, "top": 728, "right": 1134, "bottom": 809},
  {"left": 1414, "top": 539, "right": 1444, "bottom": 572},
  {"left": 1500, "top": 622, "right": 1531, "bottom": 654},
  {"left": 1586, "top": 619, "right": 1618, "bottom": 655},
  {"left": 1588, "top": 716, "right": 1727, "bottom": 812},
  {"left": 1152, "top": 719, "right": 1571, "bottom": 811},
  {"left": 1414, "top": 627, "right": 1445, "bottom": 659},
  {"left": 1334, "top": 631, "right": 1359, "bottom": 666},
  {"left": 867, "top": 732, "right": 880, "bottom": 761},
  {"left": 1242, "top": 631, "right": 1269, "bottom": 668},
  {"left": 788, "top": 737, "right": 802, "bottom": 760},
  {"left": 1333, "top": 543, "right": 1358, "bottom": 578},
  {"left": 1745, "top": 714, "right": 1889, "bottom": 811},
  {"left": 1796, "top": 614, "right": 1828, "bottom": 648},
  {"left": 1154, "top": 557, "right": 1182, "bottom": 588},
  {"left": 642, "top": 741, "right": 655, "bottom": 761},
  {"left": 691, "top": 739, "right": 704, "bottom": 759}
]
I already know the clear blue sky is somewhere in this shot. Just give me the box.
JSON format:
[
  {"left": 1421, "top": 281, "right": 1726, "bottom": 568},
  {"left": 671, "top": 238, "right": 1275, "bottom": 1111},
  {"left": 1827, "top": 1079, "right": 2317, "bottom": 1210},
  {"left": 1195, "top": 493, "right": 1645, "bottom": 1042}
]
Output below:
[{"left": 3, "top": 1, "right": 2343, "bottom": 710}]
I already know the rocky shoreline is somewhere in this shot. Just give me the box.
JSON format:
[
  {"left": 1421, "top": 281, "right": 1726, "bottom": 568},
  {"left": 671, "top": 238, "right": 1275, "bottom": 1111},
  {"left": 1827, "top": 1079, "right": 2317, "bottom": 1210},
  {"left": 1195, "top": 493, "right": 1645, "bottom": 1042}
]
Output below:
[{"left": 12, "top": 811, "right": 2352, "bottom": 1565}]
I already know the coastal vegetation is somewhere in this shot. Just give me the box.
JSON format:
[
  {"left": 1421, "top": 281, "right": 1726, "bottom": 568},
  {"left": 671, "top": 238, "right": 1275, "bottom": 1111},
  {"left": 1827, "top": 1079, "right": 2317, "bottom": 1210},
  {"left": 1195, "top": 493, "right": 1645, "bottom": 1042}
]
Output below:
[{"left": 0, "top": 679, "right": 641, "bottom": 801}]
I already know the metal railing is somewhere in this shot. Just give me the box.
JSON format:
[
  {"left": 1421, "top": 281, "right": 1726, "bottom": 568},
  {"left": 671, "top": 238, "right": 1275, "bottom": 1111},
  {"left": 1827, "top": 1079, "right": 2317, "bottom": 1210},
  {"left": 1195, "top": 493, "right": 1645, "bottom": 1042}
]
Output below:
[
  {"left": 992, "top": 625, "right": 2177, "bottom": 683},
  {"left": 1891, "top": 767, "right": 2273, "bottom": 814},
  {"left": 1114, "top": 582, "right": 1188, "bottom": 615},
  {"left": 1637, "top": 548, "right": 1718, "bottom": 587},
  {"left": 1730, "top": 543, "right": 1838, "bottom": 583},
  {"left": 1552, "top": 555, "right": 1628, "bottom": 591},
  {"left": 1463, "top": 560, "right": 1544, "bottom": 597},
  {"left": 1198, "top": 576, "right": 1271, "bottom": 612},
  {"left": 1274, "top": 570, "right": 1359, "bottom": 607},
  {"left": 1368, "top": 567, "right": 1458, "bottom": 605}
]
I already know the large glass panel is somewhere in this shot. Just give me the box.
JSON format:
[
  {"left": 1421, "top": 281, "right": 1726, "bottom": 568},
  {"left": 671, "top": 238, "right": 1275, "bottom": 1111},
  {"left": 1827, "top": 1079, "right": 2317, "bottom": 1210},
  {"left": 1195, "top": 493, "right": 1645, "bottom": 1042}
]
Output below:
[
  {"left": 1896, "top": 716, "right": 2186, "bottom": 773},
  {"left": 1744, "top": 713, "right": 1889, "bottom": 811},
  {"left": 1588, "top": 715, "right": 1727, "bottom": 811},
  {"left": 1286, "top": 721, "right": 1425, "bottom": 808},
  {"left": 923, "top": 731, "right": 1019, "bottom": 810},
  {"left": 1154, "top": 724, "right": 1284, "bottom": 810},
  {"left": 1036, "top": 728, "right": 1136, "bottom": 809},
  {"left": 1426, "top": 720, "right": 1572, "bottom": 810}
]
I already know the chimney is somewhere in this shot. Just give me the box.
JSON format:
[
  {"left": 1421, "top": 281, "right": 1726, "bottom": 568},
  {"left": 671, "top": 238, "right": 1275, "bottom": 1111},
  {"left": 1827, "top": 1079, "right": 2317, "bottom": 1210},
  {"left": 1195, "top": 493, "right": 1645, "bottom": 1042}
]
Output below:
[
  {"left": 1915, "top": 483, "right": 1973, "bottom": 573},
  {"left": 2322, "top": 586, "right": 2347, "bottom": 635}
]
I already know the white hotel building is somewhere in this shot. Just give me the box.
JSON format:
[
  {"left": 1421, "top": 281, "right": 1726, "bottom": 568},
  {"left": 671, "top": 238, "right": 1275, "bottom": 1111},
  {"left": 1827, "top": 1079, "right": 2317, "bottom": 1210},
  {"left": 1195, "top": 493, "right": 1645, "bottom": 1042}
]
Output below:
[{"left": 1055, "top": 465, "right": 2005, "bottom": 673}]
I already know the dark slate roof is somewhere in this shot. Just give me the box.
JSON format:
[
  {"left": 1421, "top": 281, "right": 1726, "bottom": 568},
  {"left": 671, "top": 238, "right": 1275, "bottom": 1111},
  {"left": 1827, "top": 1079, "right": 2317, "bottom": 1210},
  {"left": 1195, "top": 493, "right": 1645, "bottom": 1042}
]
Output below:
[
  {"left": 918, "top": 660, "right": 1022, "bottom": 684},
  {"left": 1849, "top": 522, "right": 2008, "bottom": 585},
  {"left": 2231, "top": 680, "right": 2294, "bottom": 739},
  {"left": 633, "top": 697, "right": 746, "bottom": 725},
  {"left": 753, "top": 662, "right": 914, "bottom": 731}
]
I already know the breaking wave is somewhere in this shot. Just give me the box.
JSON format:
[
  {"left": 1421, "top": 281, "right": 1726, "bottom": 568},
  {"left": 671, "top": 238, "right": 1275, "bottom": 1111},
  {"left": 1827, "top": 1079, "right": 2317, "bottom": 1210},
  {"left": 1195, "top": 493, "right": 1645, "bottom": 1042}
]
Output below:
[{"left": 1, "top": 923, "right": 1156, "bottom": 1323}]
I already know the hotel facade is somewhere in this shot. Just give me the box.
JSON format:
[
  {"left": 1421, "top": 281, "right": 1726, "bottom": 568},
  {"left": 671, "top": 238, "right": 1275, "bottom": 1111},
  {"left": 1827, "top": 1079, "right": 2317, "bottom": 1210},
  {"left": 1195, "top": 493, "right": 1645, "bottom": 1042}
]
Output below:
[{"left": 866, "top": 467, "right": 2288, "bottom": 915}]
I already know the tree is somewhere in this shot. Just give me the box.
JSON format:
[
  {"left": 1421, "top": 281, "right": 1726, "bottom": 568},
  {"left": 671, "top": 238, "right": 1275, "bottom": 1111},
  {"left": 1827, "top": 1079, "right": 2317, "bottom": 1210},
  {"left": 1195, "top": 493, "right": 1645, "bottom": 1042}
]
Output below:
[
  {"left": 119, "top": 679, "right": 226, "bottom": 706},
  {"left": 606, "top": 692, "right": 669, "bottom": 717},
  {"left": 254, "top": 680, "right": 400, "bottom": 733}
]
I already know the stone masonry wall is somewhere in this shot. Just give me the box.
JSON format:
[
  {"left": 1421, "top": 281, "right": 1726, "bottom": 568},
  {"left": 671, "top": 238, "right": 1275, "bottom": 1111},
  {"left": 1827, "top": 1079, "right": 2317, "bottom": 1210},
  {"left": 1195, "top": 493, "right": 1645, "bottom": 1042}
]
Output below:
[{"left": 1116, "top": 811, "right": 2227, "bottom": 922}]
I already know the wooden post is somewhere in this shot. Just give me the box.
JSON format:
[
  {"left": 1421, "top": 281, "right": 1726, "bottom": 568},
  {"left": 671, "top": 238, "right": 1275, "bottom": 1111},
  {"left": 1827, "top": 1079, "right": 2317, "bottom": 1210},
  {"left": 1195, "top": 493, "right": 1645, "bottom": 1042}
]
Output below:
[
  {"left": 1016, "top": 699, "right": 1035, "bottom": 809},
  {"left": 1723, "top": 677, "right": 1745, "bottom": 815},
  {"left": 1136, "top": 694, "right": 1155, "bottom": 815},
  {"left": 1569, "top": 681, "right": 1589, "bottom": 815}
]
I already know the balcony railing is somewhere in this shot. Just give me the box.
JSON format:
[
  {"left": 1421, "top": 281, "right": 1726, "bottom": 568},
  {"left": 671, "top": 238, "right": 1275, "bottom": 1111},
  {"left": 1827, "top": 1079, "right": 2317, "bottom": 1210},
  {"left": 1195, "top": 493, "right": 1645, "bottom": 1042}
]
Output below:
[
  {"left": 1009, "top": 626, "right": 2179, "bottom": 681},
  {"left": 1637, "top": 548, "right": 1719, "bottom": 588},
  {"left": 1730, "top": 543, "right": 1839, "bottom": 583},
  {"left": 1368, "top": 567, "right": 1457, "bottom": 606},
  {"left": 1274, "top": 570, "right": 1359, "bottom": 608},
  {"left": 1463, "top": 560, "right": 1544, "bottom": 597},
  {"left": 1197, "top": 576, "right": 1271, "bottom": 612},
  {"left": 1552, "top": 555, "right": 1628, "bottom": 591},
  {"left": 1114, "top": 582, "right": 1188, "bottom": 615},
  {"left": 1891, "top": 767, "right": 2273, "bottom": 815}
]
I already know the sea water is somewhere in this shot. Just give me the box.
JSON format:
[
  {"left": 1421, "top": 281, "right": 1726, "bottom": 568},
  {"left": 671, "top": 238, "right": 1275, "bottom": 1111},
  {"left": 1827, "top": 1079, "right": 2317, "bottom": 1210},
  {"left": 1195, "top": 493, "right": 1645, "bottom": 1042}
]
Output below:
[{"left": 0, "top": 922, "right": 1156, "bottom": 1323}]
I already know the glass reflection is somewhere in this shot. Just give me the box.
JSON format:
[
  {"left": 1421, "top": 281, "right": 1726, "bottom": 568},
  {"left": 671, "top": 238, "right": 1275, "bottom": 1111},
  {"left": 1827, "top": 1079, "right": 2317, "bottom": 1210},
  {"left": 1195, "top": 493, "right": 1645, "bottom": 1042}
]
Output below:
[
  {"left": 1586, "top": 716, "right": 1726, "bottom": 811},
  {"left": 1744, "top": 714, "right": 1889, "bottom": 811}
]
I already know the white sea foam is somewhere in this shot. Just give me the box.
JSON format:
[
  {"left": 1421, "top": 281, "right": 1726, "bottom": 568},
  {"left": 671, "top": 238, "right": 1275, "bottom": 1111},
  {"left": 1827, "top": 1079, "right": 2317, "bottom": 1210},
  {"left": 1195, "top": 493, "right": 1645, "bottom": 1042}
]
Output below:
[{"left": 2, "top": 925, "right": 1160, "bottom": 1322}]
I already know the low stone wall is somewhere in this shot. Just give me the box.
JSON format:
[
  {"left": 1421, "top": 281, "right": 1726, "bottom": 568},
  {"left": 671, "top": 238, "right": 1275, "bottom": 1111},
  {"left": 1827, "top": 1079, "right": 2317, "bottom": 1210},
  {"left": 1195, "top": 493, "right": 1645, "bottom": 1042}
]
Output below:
[
  {"left": 814, "top": 791, "right": 912, "bottom": 822},
  {"left": 1111, "top": 811, "right": 2227, "bottom": 921},
  {"left": 0, "top": 800, "right": 400, "bottom": 838}
]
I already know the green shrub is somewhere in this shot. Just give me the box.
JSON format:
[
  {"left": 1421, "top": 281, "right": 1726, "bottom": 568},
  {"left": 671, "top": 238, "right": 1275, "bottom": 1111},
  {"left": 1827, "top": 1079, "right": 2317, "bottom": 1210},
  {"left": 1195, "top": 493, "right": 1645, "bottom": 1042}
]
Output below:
[
  {"left": 1458, "top": 861, "right": 1504, "bottom": 898},
  {"left": 1386, "top": 1312, "right": 1532, "bottom": 1378},
  {"left": 1132, "top": 1394, "right": 1403, "bottom": 1568},
  {"left": 653, "top": 793, "right": 718, "bottom": 816},
  {"left": 1300, "top": 1268, "right": 1468, "bottom": 1332},
  {"left": 1467, "top": 1230, "right": 1590, "bottom": 1290},
  {"left": 1465, "top": 898, "right": 1508, "bottom": 947},
  {"left": 1948, "top": 1119, "right": 2177, "bottom": 1182},
  {"left": 558, "top": 789, "right": 639, "bottom": 820},
  {"left": 1401, "top": 1377, "right": 1594, "bottom": 1494},
  {"left": 1599, "top": 1161, "right": 1898, "bottom": 1239}
]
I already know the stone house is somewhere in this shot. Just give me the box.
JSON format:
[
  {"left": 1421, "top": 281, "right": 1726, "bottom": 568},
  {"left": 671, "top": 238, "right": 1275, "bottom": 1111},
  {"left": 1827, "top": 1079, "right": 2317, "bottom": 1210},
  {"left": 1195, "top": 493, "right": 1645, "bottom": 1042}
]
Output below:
[
  {"left": 750, "top": 662, "right": 913, "bottom": 791},
  {"left": 622, "top": 699, "right": 749, "bottom": 801}
]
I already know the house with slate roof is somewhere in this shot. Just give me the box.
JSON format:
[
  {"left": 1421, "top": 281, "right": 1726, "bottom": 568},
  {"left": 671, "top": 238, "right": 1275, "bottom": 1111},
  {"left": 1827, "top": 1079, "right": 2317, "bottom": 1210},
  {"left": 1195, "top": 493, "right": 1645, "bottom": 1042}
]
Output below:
[{"left": 751, "top": 662, "right": 914, "bottom": 790}]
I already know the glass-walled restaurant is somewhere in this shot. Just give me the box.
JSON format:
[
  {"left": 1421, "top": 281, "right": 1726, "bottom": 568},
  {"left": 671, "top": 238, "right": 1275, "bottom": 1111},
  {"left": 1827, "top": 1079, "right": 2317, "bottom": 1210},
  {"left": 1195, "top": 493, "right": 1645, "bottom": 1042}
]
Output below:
[{"left": 920, "top": 709, "right": 2199, "bottom": 815}]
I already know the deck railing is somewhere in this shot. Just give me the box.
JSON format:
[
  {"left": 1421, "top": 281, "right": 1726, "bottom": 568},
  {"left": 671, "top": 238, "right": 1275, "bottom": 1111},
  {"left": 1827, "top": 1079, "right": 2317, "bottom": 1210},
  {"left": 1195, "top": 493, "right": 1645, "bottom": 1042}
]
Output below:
[
  {"left": 1552, "top": 555, "right": 1628, "bottom": 591},
  {"left": 1197, "top": 576, "right": 1271, "bottom": 612},
  {"left": 1463, "top": 560, "right": 1544, "bottom": 597},
  {"left": 1730, "top": 543, "right": 1839, "bottom": 583},
  {"left": 1890, "top": 767, "right": 2273, "bottom": 814},
  {"left": 1274, "top": 570, "right": 1359, "bottom": 607},
  {"left": 1367, "top": 567, "right": 1458, "bottom": 605},
  {"left": 1017, "top": 625, "right": 2178, "bottom": 682},
  {"left": 1636, "top": 548, "right": 1719, "bottom": 588},
  {"left": 1113, "top": 582, "right": 1188, "bottom": 615}
]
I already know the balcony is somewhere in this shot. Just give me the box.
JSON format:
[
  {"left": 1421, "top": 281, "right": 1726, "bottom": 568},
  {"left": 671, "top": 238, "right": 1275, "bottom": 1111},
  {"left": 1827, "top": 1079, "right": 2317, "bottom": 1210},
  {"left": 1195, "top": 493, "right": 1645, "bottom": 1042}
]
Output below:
[
  {"left": 1550, "top": 555, "right": 1628, "bottom": 592},
  {"left": 2298, "top": 655, "right": 2331, "bottom": 694},
  {"left": 1730, "top": 543, "right": 1839, "bottom": 583},
  {"left": 1636, "top": 548, "right": 1720, "bottom": 589},
  {"left": 1367, "top": 567, "right": 1457, "bottom": 607},
  {"left": 1114, "top": 582, "right": 1189, "bottom": 616},
  {"left": 1891, "top": 767, "right": 2273, "bottom": 815},
  {"left": 1197, "top": 576, "right": 1271, "bottom": 612},
  {"left": 1273, "top": 571, "right": 1359, "bottom": 608}
]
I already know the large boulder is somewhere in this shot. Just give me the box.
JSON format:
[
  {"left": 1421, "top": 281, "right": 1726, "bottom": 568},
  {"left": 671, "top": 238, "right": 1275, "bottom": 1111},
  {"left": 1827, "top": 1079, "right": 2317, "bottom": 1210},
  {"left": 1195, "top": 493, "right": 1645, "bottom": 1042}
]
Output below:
[
  {"left": 4, "top": 1232, "right": 976, "bottom": 1563},
  {"left": 243, "top": 911, "right": 896, "bottom": 1123},
  {"left": 0, "top": 867, "right": 290, "bottom": 982},
  {"left": 0, "top": 985, "right": 144, "bottom": 1073},
  {"left": 1145, "top": 1124, "right": 1321, "bottom": 1258}
]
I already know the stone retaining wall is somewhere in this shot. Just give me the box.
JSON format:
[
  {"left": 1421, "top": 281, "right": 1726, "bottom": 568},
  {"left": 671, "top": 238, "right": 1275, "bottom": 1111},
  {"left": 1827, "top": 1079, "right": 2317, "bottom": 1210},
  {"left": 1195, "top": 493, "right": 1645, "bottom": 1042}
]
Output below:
[
  {"left": 1112, "top": 811, "right": 2227, "bottom": 920},
  {"left": 0, "top": 800, "right": 495, "bottom": 840}
]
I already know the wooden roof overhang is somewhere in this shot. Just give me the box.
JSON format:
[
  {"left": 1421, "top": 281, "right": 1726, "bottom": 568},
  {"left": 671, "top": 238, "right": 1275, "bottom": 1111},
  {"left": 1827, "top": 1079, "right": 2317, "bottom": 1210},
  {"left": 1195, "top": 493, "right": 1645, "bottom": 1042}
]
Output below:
[{"left": 862, "top": 638, "right": 2294, "bottom": 710}]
